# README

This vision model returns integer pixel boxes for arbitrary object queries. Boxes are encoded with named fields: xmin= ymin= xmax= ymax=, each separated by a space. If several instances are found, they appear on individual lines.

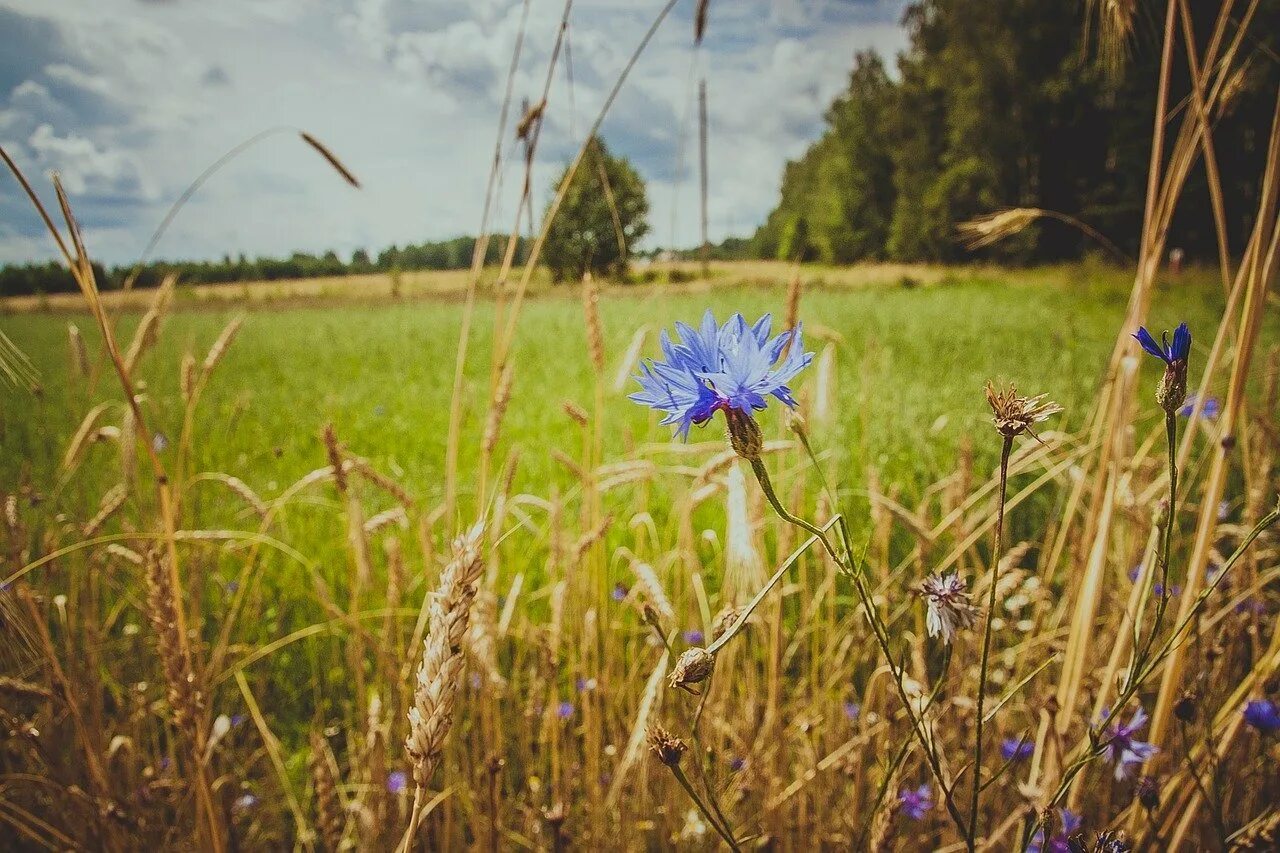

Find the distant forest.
xmin=752 ymin=0 xmax=1280 ymax=264
xmin=0 ymin=236 xmax=532 ymax=297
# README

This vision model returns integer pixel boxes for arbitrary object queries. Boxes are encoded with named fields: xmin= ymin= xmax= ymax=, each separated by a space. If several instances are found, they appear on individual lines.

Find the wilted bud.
xmin=669 ymin=646 xmax=715 ymax=691
xmin=1135 ymin=775 xmax=1160 ymax=811
xmin=1156 ymin=361 xmax=1188 ymax=415
xmin=1173 ymin=691 xmax=1198 ymax=723
xmin=711 ymin=605 xmax=741 ymax=641
xmin=646 ymin=725 xmax=687 ymax=767
xmin=725 ymin=407 xmax=763 ymax=461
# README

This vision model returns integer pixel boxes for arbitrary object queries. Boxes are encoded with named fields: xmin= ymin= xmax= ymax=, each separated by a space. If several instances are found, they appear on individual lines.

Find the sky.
xmin=0 ymin=0 xmax=909 ymax=266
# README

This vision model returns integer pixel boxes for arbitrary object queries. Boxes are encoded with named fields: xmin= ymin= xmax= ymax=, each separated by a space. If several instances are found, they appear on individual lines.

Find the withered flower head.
xmin=646 ymin=725 xmax=687 ymax=767
xmin=725 ymin=407 xmax=763 ymax=461
xmin=916 ymin=573 xmax=980 ymax=644
xmin=985 ymin=382 xmax=1062 ymax=440
xmin=669 ymin=646 xmax=715 ymax=691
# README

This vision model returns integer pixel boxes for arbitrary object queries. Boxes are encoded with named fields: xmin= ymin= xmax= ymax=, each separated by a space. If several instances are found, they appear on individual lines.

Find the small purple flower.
xmin=1000 ymin=736 xmax=1033 ymax=761
xmin=729 ymin=757 xmax=745 ymax=772
xmin=387 ymin=770 xmax=408 ymax=793
xmin=897 ymin=783 xmax=933 ymax=820
xmin=1028 ymin=808 xmax=1082 ymax=853
xmin=1153 ymin=582 xmax=1180 ymax=598
xmin=576 ymin=676 xmax=596 ymax=692
xmin=917 ymin=573 xmax=979 ymax=643
xmin=683 ymin=628 xmax=705 ymax=645
xmin=557 ymin=700 xmax=574 ymax=720
xmin=231 ymin=714 xmax=247 ymax=727
xmin=611 ymin=582 xmax=628 ymax=602
xmin=469 ymin=672 xmax=483 ymax=690
xmin=1243 ymin=699 xmax=1280 ymax=734
xmin=1128 ymin=564 xmax=1142 ymax=583
xmin=1177 ymin=393 xmax=1219 ymax=419
xmin=1102 ymin=705 xmax=1158 ymax=780
xmin=842 ymin=701 xmax=861 ymax=722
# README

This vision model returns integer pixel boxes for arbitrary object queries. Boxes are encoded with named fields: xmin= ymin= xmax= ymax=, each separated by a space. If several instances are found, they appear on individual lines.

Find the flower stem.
xmin=970 ymin=434 xmax=1013 ymax=851
xmin=670 ymin=763 xmax=740 ymax=850
xmin=748 ymin=454 xmax=973 ymax=841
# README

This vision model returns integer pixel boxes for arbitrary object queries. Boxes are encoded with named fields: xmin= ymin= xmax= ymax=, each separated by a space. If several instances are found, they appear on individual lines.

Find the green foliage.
xmin=542 ymin=136 xmax=650 ymax=281
xmin=756 ymin=0 xmax=1280 ymax=264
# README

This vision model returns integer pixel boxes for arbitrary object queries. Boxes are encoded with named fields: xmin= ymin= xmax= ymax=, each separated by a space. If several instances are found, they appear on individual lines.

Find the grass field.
xmin=2 ymin=260 xmax=1278 ymax=850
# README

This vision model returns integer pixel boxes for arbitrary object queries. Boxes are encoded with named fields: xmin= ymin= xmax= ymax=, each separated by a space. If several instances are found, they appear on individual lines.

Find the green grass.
xmin=0 ymin=264 xmax=1262 ymax=522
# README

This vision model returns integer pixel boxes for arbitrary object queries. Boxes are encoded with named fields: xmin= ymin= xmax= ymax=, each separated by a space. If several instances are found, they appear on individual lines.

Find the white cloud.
xmin=0 ymin=0 xmax=909 ymax=265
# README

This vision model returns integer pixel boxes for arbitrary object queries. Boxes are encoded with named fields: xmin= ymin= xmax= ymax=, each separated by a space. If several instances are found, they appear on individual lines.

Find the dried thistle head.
xmin=915 ymin=573 xmax=980 ymax=644
xmin=985 ymin=382 xmax=1062 ymax=440
xmin=646 ymin=725 xmax=687 ymax=767
xmin=669 ymin=646 xmax=715 ymax=692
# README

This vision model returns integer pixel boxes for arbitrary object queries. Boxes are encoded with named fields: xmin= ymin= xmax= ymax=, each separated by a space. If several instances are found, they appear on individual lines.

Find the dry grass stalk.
xmin=483 ymin=362 xmax=515 ymax=456
xmin=122 ymin=273 xmax=175 ymax=375
xmin=723 ymin=463 xmax=765 ymax=604
xmin=350 ymin=457 xmax=415 ymax=508
xmin=364 ymin=506 xmax=409 ymax=536
xmin=0 ymin=328 xmax=37 ymax=389
xmin=612 ymin=325 xmax=648 ymax=393
xmin=67 ymin=323 xmax=89 ymax=379
xmin=83 ymin=483 xmax=127 ymax=536
xmin=310 ymin=729 xmax=346 ymax=851
xmin=214 ymin=473 xmax=268 ymax=517
xmin=582 ymin=272 xmax=605 ymax=374
xmin=299 ymin=131 xmax=362 ymax=189
xmin=467 ymin=588 xmax=506 ymax=689
xmin=60 ymin=402 xmax=111 ymax=476
xmin=144 ymin=551 xmax=204 ymax=750
xmin=0 ymin=676 xmax=53 ymax=702
xmin=629 ymin=558 xmax=675 ymax=623
xmin=202 ymin=315 xmax=244 ymax=376
xmin=561 ymin=399 xmax=589 ymax=426
xmin=812 ymin=343 xmax=837 ymax=428
xmin=405 ymin=522 xmax=486 ymax=785
xmin=180 ymin=351 xmax=197 ymax=403
xmin=106 ymin=543 xmax=144 ymax=565
xmin=119 ymin=404 xmax=137 ymax=490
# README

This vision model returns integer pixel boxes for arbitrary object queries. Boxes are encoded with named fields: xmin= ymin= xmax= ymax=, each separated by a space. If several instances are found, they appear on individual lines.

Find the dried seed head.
xmin=725 ymin=407 xmax=763 ymax=461
xmin=669 ymin=647 xmax=715 ymax=690
xmin=985 ymin=382 xmax=1062 ymax=440
xmin=561 ymin=399 xmax=589 ymax=426
xmin=1156 ymin=361 xmax=1188 ymax=415
xmin=646 ymin=725 xmax=687 ymax=767
xmin=711 ymin=605 xmax=741 ymax=641
xmin=916 ymin=573 xmax=980 ymax=644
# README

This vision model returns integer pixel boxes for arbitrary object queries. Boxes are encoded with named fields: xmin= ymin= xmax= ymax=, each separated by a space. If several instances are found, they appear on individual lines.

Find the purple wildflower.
xmin=917 ymin=572 xmax=979 ymax=643
xmin=557 ymin=700 xmax=574 ymax=720
xmin=1028 ymin=809 xmax=1082 ymax=853
xmin=1133 ymin=323 xmax=1190 ymax=365
xmin=611 ymin=582 xmax=628 ymax=602
xmin=1102 ymin=706 xmax=1158 ymax=780
xmin=842 ymin=701 xmax=861 ymax=722
xmin=630 ymin=311 xmax=813 ymax=440
xmin=1177 ymin=393 xmax=1219 ymax=419
xmin=897 ymin=784 xmax=933 ymax=820
xmin=1243 ymin=699 xmax=1280 ymax=734
xmin=683 ymin=628 xmax=705 ymax=645
xmin=1000 ymin=736 xmax=1033 ymax=761
xmin=387 ymin=770 xmax=408 ymax=794
xmin=729 ymin=757 xmax=745 ymax=772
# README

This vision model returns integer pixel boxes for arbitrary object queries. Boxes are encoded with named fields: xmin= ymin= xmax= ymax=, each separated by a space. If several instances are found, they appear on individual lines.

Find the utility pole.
xmin=698 ymin=78 xmax=709 ymax=280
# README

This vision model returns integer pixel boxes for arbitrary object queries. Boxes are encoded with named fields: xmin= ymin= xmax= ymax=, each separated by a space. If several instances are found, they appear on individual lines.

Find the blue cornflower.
xmin=897 ymin=783 xmax=933 ymax=820
xmin=611 ymin=582 xmax=628 ymax=602
xmin=630 ymin=310 xmax=813 ymax=442
xmin=683 ymin=628 xmax=705 ymax=645
xmin=1000 ymin=736 xmax=1033 ymax=761
xmin=1133 ymin=322 xmax=1190 ymax=365
xmin=1133 ymin=323 xmax=1191 ymax=413
xmin=1028 ymin=808 xmax=1081 ymax=853
xmin=1243 ymin=699 xmax=1280 ymax=734
xmin=729 ymin=757 xmax=745 ymax=772
xmin=557 ymin=700 xmax=575 ymax=720
xmin=1102 ymin=705 xmax=1158 ymax=780
xmin=387 ymin=770 xmax=408 ymax=794
xmin=842 ymin=701 xmax=861 ymax=722
xmin=1177 ymin=392 xmax=1219 ymax=419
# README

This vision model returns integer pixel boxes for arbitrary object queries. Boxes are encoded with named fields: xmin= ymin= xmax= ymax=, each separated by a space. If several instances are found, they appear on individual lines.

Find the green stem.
xmin=748 ymin=454 xmax=973 ymax=841
xmin=970 ymin=434 xmax=1013 ymax=851
xmin=671 ymin=764 xmax=740 ymax=851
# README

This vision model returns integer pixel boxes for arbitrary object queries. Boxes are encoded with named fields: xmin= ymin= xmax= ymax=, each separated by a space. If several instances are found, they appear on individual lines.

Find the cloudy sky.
xmin=0 ymin=0 xmax=908 ymax=266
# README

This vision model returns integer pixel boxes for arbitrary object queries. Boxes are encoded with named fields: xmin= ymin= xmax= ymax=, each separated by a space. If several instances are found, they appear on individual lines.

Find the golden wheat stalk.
xmin=405 ymin=522 xmax=486 ymax=785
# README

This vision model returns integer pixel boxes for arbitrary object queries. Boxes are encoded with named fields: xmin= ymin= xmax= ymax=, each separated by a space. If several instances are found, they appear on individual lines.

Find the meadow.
xmin=2 ymin=258 xmax=1279 ymax=850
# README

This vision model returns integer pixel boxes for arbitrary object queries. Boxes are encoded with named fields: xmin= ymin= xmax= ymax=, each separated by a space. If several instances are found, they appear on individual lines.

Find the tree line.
xmin=752 ymin=0 xmax=1280 ymax=264
xmin=0 ymin=236 xmax=532 ymax=296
